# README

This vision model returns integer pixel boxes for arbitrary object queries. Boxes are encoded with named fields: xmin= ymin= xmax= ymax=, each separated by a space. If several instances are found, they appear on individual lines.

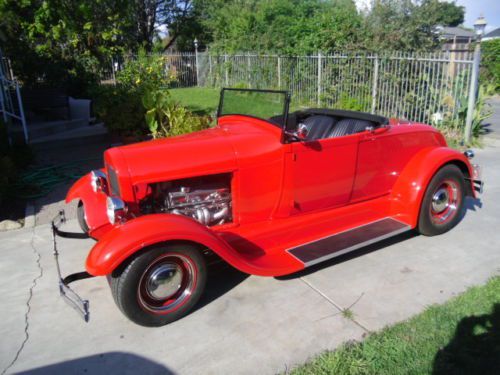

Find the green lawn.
xmin=169 ymin=87 xmax=220 ymax=115
xmin=291 ymin=277 xmax=500 ymax=374
xmin=169 ymin=87 xmax=303 ymax=117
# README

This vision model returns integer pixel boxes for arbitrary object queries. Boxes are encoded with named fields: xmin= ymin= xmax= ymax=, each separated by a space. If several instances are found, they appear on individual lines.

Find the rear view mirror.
xmin=295 ymin=123 xmax=309 ymax=140
xmin=284 ymin=123 xmax=309 ymax=142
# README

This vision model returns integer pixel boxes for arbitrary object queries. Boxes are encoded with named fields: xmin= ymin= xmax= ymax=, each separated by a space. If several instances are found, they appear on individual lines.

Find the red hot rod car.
xmin=53 ymin=88 xmax=483 ymax=326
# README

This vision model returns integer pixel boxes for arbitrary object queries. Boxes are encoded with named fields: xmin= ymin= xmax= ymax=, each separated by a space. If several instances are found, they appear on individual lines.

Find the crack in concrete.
xmin=1 ymin=227 xmax=43 ymax=375
xmin=300 ymin=277 xmax=370 ymax=333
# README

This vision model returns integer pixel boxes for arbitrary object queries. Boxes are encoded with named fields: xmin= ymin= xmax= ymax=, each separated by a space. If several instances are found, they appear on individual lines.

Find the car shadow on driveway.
xmin=193 ymin=262 xmax=249 ymax=313
xmin=462 ymin=196 xmax=482 ymax=216
xmin=16 ymin=352 xmax=174 ymax=374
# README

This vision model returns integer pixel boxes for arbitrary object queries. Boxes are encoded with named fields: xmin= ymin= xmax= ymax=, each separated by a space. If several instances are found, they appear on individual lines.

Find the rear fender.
xmin=390 ymin=147 xmax=473 ymax=227
xmin=66 ymin=173 xmax=110 ymax=234
xmin=86 ymin=214 xmax=258 ymax=276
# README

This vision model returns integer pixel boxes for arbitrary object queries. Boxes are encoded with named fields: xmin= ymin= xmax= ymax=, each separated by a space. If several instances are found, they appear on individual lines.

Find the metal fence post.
xmin=208 ymin=53 xmax=213 ymax=87
xmin=0 ymin=80 xmax=8 ymax=123
xmin=224 ymin=54 xmax=229 ymax=86
xmin=277 ymin=56 xmax=281 ymax=89
xmin=317 ymin=52 xmax=322 ymax=106
xmin=464 ymin=43 xmax=481 ymax=144
xmin=247 ymin=52 xmax=251 ymax=88
xmin=195 ymin=50 xmax=200 ymax=87
xmin=15 ymin=82 xmax=28 ymax=143
xmin=371 ymin=55 xmax=379 ymax=114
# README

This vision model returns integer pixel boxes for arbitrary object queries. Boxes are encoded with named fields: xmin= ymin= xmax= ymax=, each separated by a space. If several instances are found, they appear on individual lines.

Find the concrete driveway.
xmin=1 ymin=144 xmax=500 ymax=375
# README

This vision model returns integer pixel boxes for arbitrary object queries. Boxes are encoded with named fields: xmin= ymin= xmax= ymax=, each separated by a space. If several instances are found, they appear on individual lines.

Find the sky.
xmin=455 ymin=0 xmax=499 ymax=32
xmin=355 ymin=0 xmax=500 ymax=33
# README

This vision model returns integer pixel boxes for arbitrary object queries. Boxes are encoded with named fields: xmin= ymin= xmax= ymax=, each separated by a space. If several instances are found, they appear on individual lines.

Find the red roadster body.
xmin=53 ymin=88 xmax=483 ymax=326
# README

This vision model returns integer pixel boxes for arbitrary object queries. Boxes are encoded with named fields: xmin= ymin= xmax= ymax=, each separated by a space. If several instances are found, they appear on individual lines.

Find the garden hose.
xmin=11 ymin=158 xmax=101 ymax=200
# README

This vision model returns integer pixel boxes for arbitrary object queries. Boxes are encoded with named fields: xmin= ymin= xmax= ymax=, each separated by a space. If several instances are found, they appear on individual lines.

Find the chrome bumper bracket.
xmin=52 ymin=210 xmax=94 ymax=322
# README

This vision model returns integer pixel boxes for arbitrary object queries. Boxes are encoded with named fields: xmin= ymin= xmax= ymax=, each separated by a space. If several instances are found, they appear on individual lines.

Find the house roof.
xmin=484 ymin=27 xmax=500 ymax=40
xmin=438 ymin=26 xmax=475 ymax=40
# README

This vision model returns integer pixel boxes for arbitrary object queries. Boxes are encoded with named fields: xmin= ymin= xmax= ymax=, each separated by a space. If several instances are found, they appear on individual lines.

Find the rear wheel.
xmin=418 ymin=164 xmax=465 ymax=236
xmin=110 ymin=244 xmax=207 ymax=327
xmin=77 ymin=201 xmax=89 ymax=233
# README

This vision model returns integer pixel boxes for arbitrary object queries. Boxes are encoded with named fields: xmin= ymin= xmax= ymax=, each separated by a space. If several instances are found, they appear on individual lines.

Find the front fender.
xmin=86 ymin=214 xmax=262 ymax=276
xmin=66 ymin=173 xmax=110 ymax=235
xmin=390 ymin=147 xmax=473 ymax=226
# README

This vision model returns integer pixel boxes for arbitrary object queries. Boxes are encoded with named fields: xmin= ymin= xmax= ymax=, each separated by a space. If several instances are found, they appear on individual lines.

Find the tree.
xmin=0 ymin=0 xmax=137 ymax=93
xmin=133 ymin=0 xmax=196 ymax=52
xmin=363 ymin=0 xmax=456 ymax=51
xmin=420 ymin=0 xmax=465 ymax=27
xmin=0 ymin=0 xmax=197 ymax=92
xmin=195 ymin=0 xmax=363 ymax=55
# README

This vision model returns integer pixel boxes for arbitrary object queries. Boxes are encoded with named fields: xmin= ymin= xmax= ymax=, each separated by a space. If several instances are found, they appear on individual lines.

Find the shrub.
xmin=334 ymin=93 xmax=371 ymax=112
xmin=117 ymin=49 xmax=175 ymax=92
xmin=143 ymin=89 xmax=211 ymax=139
xmin=435 ymin=85 xmax=493 ymax=148
xmin=92 ymin=84 xmax=146 ymax=136
xmin=92 ymin=50 xmax=177 ymax=136
xmin=481 ymin=40 xmax=500 ymax=93
xmin=458 ymin=85 xmax=493 ymax=139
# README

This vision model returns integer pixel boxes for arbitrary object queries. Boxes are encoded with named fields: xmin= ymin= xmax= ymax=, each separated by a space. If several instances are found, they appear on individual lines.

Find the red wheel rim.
xmin=138 ymin=253 xmax=197 ymax=315
xmin=429 ymin=179 xmax=461 ymax=225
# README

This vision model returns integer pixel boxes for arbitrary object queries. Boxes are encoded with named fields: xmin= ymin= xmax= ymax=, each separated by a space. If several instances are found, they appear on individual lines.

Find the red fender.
xmin=85 ymin=214 xmax=279 ymax=277
xmin=66 ymin=173 xmax=110 ymax=234
xmin=390 ymin=147 xmax=473 ymax=226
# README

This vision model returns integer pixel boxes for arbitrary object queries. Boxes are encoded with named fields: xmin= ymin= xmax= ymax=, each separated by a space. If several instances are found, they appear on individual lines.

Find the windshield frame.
xmin=217 ymin=88 xmax=290 ymax=130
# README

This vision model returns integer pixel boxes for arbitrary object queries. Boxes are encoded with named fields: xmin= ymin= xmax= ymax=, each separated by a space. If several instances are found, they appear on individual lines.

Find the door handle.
xmin=372 ymin=126 xmax=390 ymax=135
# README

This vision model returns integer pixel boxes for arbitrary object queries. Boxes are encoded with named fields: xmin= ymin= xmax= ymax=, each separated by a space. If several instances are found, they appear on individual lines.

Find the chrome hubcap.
xmin=146 ymin=263 xmax=184 ymax=300
xmin=430 ymin=180 xmax=460 ymax=225
xmin=138 ymin=253 xmax=196 ymax=314
xmin=431 ymin=188 xmax=450 ymax=213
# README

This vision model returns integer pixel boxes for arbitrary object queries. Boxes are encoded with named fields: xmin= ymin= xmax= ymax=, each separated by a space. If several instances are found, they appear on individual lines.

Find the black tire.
xmin=418 ymin=164 xmax=465 ymax=236
xmin=110 ymin=243 xmax=207 ymax=327
xmin=77 ymin=201 xmax=89 ymax=233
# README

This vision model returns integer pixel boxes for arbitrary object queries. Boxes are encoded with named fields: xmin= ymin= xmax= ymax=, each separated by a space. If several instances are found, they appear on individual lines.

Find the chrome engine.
xmin=166 ymin=187 xmax=232 ymax=226
xmin=140 ymin=175 xmax=232 ymax=226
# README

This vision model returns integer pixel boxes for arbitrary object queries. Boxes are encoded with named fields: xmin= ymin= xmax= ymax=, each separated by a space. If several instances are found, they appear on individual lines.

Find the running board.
xmin=287 ymin=218 xmax=411 ymax=267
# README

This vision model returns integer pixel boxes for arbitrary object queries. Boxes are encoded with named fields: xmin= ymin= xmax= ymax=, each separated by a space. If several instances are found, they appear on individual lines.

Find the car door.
xmin=290 ymin=134 xmax=359 ymax=214
xmin=350 ymin=127 xmax=391 ymax=202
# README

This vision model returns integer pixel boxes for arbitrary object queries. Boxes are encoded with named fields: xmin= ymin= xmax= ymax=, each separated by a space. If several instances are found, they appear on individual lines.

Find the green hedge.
xmin=481 ymin=39 xmax=500 ymax=93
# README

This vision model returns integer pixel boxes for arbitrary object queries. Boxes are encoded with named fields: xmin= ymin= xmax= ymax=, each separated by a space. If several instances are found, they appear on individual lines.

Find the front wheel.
xmin=418 ymin=164 xmax=465 ymax=236
xmin=110 ymin=244 xmax=207 ymax=327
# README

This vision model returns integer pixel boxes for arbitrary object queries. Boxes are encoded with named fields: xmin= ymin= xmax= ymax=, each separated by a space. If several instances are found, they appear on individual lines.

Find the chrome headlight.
xmin=106 ymin=196 xmax=127 ymax=224
xmin=90 ymin=170 xmax=107 ymax=193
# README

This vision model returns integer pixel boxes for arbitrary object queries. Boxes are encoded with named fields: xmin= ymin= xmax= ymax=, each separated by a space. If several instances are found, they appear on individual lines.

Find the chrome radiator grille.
xmin=107 ymin=166 xmax=120 ymax=197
